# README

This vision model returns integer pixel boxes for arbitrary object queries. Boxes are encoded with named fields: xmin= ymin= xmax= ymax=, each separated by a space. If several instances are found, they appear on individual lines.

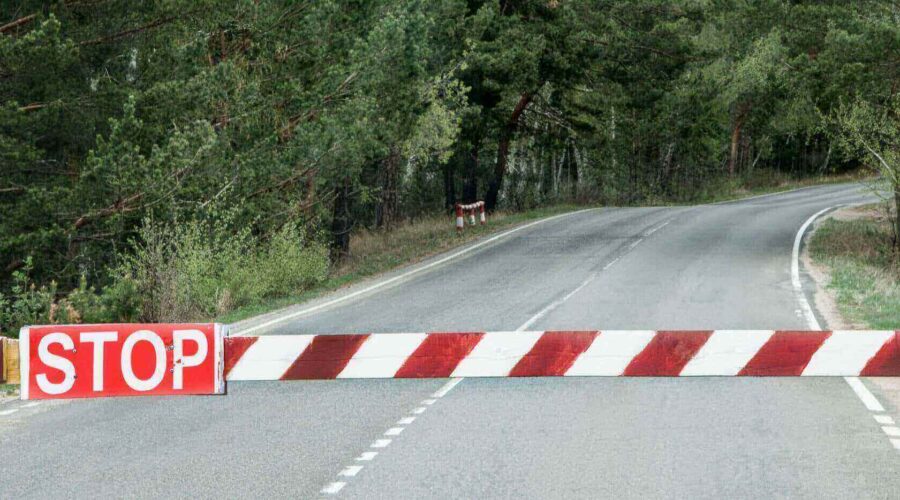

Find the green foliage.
xmin=118 ymin=213 xmax=328 ymax=322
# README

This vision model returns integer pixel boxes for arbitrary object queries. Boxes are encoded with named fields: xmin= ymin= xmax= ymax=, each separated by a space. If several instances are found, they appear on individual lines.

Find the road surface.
xmin=2 ymin=182 xmax=897 ymax=499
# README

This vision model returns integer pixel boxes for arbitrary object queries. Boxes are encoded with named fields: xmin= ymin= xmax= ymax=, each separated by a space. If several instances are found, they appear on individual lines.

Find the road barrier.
xmin=1 ymin=336 xmax=20 ymax=384
xmin=8 ymin=328 xmax=899 ymax=398
xmin=455 ymin=201 xmax=486 ymax=232
xmin=224 ymin=330 xmax=900 ymax=380
xmin=17 ymin=324 xmax=225 ymax=400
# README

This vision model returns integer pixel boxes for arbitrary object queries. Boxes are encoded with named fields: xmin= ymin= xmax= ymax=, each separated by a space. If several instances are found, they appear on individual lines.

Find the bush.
xmin=118 ymin=214 xmax=329 ymax=322
xmin=0 ymin=259 xmax=141 ymax=338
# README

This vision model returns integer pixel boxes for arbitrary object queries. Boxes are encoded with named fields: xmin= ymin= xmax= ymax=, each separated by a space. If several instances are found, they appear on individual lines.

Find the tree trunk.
xmin=330 ymin=177 xmax=352 ymax=261
xmin=729 ymin=102 xmax=750 ymax=177
xmin=376 ymin=147 xmax=400 ymax=229
xmin=462 ymin=141 xmax=479 ymax=203
xmin=485 ymin=92 xmax=533 ymax=210
xmin=443 ymin=158 xmax=456 ymax=210
xmin=894 ymin=185 xmax=900 ymax=257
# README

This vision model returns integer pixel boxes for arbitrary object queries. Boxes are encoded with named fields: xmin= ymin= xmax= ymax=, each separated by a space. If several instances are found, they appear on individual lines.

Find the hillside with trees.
xmin=1 ymin=1 xmax=897 ymax=332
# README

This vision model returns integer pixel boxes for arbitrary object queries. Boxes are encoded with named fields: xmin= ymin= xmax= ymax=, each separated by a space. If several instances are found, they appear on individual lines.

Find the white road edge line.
xmin=790 ymin=205 xmax=894 ymax=445
xmin=237 ymin=208 xmax=597 ymax=336
xmin=0 ymin=409 xmax=18 ymax=416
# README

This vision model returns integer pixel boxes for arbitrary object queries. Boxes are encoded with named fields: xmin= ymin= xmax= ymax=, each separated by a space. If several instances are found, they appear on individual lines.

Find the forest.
xmin=1 ymin=1 xmax=898 ymax=333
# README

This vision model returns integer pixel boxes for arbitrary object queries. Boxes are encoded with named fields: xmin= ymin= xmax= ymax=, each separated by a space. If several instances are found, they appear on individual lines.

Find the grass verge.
xmin=1 ymin=383 xmax=17 ymax=396
xmin=219 ymin=204 xmax=583 ymax=324
xmin=809 ymin=204 xmax=900 ymax=329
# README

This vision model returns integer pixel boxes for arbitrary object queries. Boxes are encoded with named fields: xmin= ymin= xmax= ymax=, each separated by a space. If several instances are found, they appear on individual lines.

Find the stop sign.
xmin=20 ymin=324 xmax=225 ymax=399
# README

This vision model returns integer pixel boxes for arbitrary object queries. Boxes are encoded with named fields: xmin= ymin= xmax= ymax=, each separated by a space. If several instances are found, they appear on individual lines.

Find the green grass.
xmin=218 ymin=204 xmax=584 ymax=324
xmin=809 ymin=206 xmax=900 ymax=329
xmin=0 ymin=383 xmax=17 ymax=396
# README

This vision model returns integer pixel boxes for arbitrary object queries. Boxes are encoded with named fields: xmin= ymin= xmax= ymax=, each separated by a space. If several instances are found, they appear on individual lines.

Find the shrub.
xmin=118 ymin=215 xmax=329 ymax=322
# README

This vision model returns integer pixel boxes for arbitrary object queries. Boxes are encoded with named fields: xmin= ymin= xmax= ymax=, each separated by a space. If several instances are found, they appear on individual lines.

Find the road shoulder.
xmin=804 ymin=205 xmax=900 ymax=414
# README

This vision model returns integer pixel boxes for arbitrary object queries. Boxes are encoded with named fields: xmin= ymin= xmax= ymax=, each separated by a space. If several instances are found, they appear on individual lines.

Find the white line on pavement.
xmin=371 ymin=439 xmax=391 ymax=448
xmin=844 ymin=377 xmax=886 ymax=413
xmin=339 ymin=466 xmax=363 ymax=477
xmin=397 ymin=417 xmax=415 ymax=425
xmin=431 ymin=378 xmax=463 ymax=398
xmin=321 ymin=482 xmax=346 ymax=495
xmin=237 ymin=209 xmax=597 ymax=335
xmin=874 ymin=415 xmax=895 ymax=425
xmin=356 ymin=452 xmax=378 ymax=461
xmin=0 ymin=409 xmax=17 ymax=416
xmin=384 ymin=427 xmax=404 ymax=436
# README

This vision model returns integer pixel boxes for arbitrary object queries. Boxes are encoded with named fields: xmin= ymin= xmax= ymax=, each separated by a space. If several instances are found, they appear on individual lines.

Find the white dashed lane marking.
xmin=320 ymin=378 xmax=463 ymax=495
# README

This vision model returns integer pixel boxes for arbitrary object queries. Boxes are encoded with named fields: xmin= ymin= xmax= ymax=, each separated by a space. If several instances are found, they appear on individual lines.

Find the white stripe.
xmin=371 ymin=439 xmax=391 ymax=448
xmin=680 ymin=330 xmax=774 ymax=376
xmin=225 ymin=336 xmax=313 ymax=381
xmin=431 ymin=377 xmax=463 ymax=398
xmin=802 ymin=331 xmax=893 ymax=375
xmin=565 ymin=331 xmax=655 ymax=376
xmin=450 ymin=331 xmax=543 ymax=377
xmin=235 ymin=209 xmax=595 ymax=335
xmin=338 ymin=334 xmax=427 ymax=378
xmin=397 ymin=417 xmax=415 ymax=425
xmin=843 ymin=377 xmax=885 ymax=412
xmin=339 ymin=465 xmax=363 ymax=477
xmin=357 ymin=452 xmax=378 ymax=461
xmin=891 ymin=438 xmax=900 ymax=450
xmin=412 ymin=407 xmax=426 ymax=414
xmin=883 ymin=426 xmax=900 ymax=437
xmin=384 ymin=427 xmax=404 ymax=436
xmin=321 ymin=482 xmax=346 ymax=494
xmin=0 ymin=409 xmax=18 ymax=416
xmin=792 ymin=207 xmax=830 ymax=331
xmin=874 ymin=415 xmax=895 ymax=425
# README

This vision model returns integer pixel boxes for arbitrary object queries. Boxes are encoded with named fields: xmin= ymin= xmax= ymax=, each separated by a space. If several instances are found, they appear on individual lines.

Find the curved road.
xmin=2 ymin=182 xmax=897 ymax=499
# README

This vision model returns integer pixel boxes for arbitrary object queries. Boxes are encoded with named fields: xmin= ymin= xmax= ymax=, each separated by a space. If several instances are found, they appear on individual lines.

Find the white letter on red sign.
xmin=121 ymin=330 xmax=166 ymax=391
xmin=80 ymin=332 xmax=117 ymax=391
xmin=173 ymin=329 xmax=208 ymax=390
xmin=36 ymin=333 xmax=75 ymax=395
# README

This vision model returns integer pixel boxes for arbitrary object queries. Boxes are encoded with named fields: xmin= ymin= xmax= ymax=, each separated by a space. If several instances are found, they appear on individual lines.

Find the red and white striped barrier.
xmin=455 ymin=201 xmax=485 ymax=231
xmin=224 ymin=330 xmax=900 ymax=380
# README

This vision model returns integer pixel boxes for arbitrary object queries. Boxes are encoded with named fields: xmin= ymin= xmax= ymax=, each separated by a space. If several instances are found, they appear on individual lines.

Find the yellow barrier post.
xmin=1 ymin=337 xmax=20 ymax=385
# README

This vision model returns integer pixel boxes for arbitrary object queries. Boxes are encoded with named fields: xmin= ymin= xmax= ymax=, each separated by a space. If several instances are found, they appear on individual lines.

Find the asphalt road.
xmin=2 ymin=182 xmax=898 ymax=499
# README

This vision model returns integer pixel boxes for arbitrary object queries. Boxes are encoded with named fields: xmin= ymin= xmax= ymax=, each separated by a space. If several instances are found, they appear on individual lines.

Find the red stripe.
xmin=223 ymin=336 xmax=258 ymax=378
xmin=860 ymin=332 xmax=900 ymax=376
xmin=738 ymin=331 xmax=831 ymax=376
xmin=281 ymin=334 xmax=369 ymax=380
xmin=395 ymin=332 xmax=483 ymax=378
xmin=509 ymin=331 xmax=599 ymax=376
xmin=623 ymin=331 xmax=712 ymax=376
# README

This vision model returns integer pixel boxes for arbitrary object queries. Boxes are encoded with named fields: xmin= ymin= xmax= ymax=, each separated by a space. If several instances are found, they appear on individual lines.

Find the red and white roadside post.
xmin=19 ymin=323 xmax=225 ymax=400
xmin=454 ymin=201 xmax=486 ymax=231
